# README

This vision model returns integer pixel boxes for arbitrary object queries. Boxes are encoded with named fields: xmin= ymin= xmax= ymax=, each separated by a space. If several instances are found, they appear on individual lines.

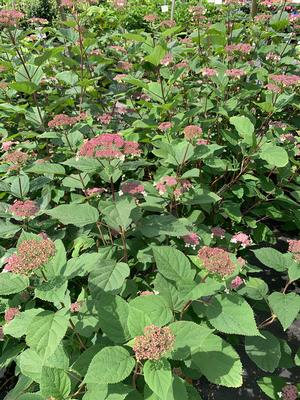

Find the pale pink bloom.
xmin=225 ymin=43 xmax=252 ymax=54
xmin=226 ymin=69 xmax=246 ymax=79
xmin=265 ymin=83 xmax=281 ymax=93
xmin=197 ymin=139 xmax=210 ymax=145
xmin=117 ymin=61 xmax=133 ymax=71
xmin=123 ymin=141 xmax=141 ymax=155
xmin=164 ymin=176 xmax=178 ymax=186
xmin=114 ymin=102 xmax=128 ymax=115
xmin=70 ymin=302 xmax=81 ymax=313
xmin=173 ymin=188 xmax=183 ymax=199
xmin=198 ymin=246 xmax=236 ymax=277
xmin=280 ymin=134 xmax=296 ymax=143
xmin=90 ymin=49 xmax=102 ymax=56
xmin=161 ymin=53 xmax=173 ymax=66
xmin=266 ymin=52 xmax=280 ymax=62
xmin=269 ymin=74 xmax=300 ymax=87
xmin=97 ymin=113 xmax=112 ymax=125
xmin=3 ymin=150 xmax=28 ymax=170
xmin=1 ymin=141 xmax=15 ymax=151
xmin=211 ymin=227 xmax=226 ymax=239
xmin=9 ymin=200 xmax=39 ymax=218
xmin=0 ymin=9 xmax=24 ymax=26
xmin=155 ymin=182 xmax=166 ymax=195
xmin=184 ymin=125 xmax=202 ymax=140
xmin=114 ymin=74 xmax=128 ymax=82
xmin=202 ymin=68 xmax=217 ymax=77
xmin=237 ymin=257 xmax=246 ymax=268
xmin=287 ymin=239 xmax=300 ymax=253
xmin=180 ymin=37 xmax=192 ymax=44
xmin=183 ymin=232 xmax=200 ymax=249
xmin=114 ymin=0 xmax=127 ymax=8
xmin=180 ymin=179 xmax=192 ymax=191
xmin=110 ymin=45 xmax=126 ymax=53
xmin=175 ymin=61 xmax=188 ymax=69
xmin=160 ymin=19 xmax=176 ymax=28
xmin=85 ymin=187 xmax=105 ymax=197
xmin=254 ymin=13 xmax=271 ymax=22
xmin=231 ymin=232 xmax=252 ymax=247
xmin=48 ymin=113 xmax=86 ymax=128
xmin=144 ymin=14 xmax=157 ymax=22
xmin=281 ymin=384 xmax=298 ymax=400
xmin=120 ymin=181 xmax=145 ymax=196
xmin=4 ymin=308 xmax=20 ymax=322
xmin=158 ymin=122 xmax=173 ymax=131
xmin=230 ymin=276 xmax=244 ymax=289
xmin=28 ymin=17 xmax=48 ymax=25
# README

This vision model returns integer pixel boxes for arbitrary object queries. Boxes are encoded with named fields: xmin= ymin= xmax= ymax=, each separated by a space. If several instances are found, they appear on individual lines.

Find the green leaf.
xmin=35 ymin=277 xmax=68 ymax=304
xmin=45 ymin=204 xmax=99 ymax=227
xmin=89 ymin=261 xmax=130 ymax=294
xmin=295 ymin=348 xmax=300 ymax=366
xmin=204 ymin=293 xmax=260 ymax=336
xmin=10 ymin=81 xmax=39 ymax=94
xmin=229 ymin=116 xmax=255 ymax=146
xmin=270 ymin=11 xmax=289 ymax=30
xmin=26 ymin=162 xmax=65 ymax=175
xmin=4 ymin=308 xmax=43 ymax=338
xmin=0 ymin=273 xmax=29 ymax=295
xmin=127 ymin=295 xmax=173 ymax=337
xmin=259 ymin=144 xmax=289 ymax=168
xmin=40 ymin=367 xmax=71 ymax=400
xmin=191 ymin=334 xmax=243 ymax=388
xmin=138 ymin=215 xmax=189 ymax=238
xmin=288 ymin=259 xmax=300 ymax=283
xmin=84 ymin=346 xmax=135 ymax=385
xmin=64 ymin=252 xmax=104 ymax=278
xmin=99 ymin=197 xmax=139 ymax=231
xmin=15 ymin=64 xmax=43 ymax=85
xmin=0 ymin=220 xmax=21 ymax=239
xmin=26 ymin=310 xmax=69 ymax=360
xmin=252 ymin=248 xmax=288 ymax=272
xmin=144 ymin=359 xmax=172 ymax=400
xmin=169 ymin=321 xmax=212 ymax=360
xmin=11 ymin=174 xmax=30 ymax=198
xmin=238 ymin=277 xmax=268 ymax=300
xmin=245 ymin=331 xmax=281 ymax=372
xmin=153 ymin=246 xmax=195 ymax=283
xmin=257 ymin=377 xmax=286 ymax=400
xmin=145 ymin=45 xmax=167 ymax=66
xmin=18 ymin=395 xmax=44 ymax=400
xmin=268 ymin=292 xmax=300 ymax=330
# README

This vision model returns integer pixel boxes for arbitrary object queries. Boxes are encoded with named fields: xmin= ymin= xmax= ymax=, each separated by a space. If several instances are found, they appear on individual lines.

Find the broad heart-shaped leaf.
xmin=268 ymin=292 xmax=300 ymax=331
xmin=169 ymin=321 xmax=213 ymax=360
xmin=4 ymin=308 xmax=43 ymax=338
xmin=152 ymin=246 xmax=195 ymax=283
xmin=245 ymin=331 xmax=281 ymax=372
xmin=144 ymin=359 xmax=172 ymax=400
xmin=43 ymin=239 xmax=66 ymax=278
xmin=252 ymin=248 xmax=288 ymax=272
xmin=35 ymin=277 xmax=68 ymax=304
xmin=127 ymin=295 xmax=173 ymax=337
xmin=40 ymin=366 xmax=71 ymax=400
xmin=26 ymin=310 xmax=69 ymax=360
xmin=229 ymin=116 xmax=255 ymax=146
xmin=0 ymin=273 xmax=29 ymax=295
xmin=153 ymin=273 xmax=189 ymax=312
xmin=257 ymin=377 xmax=286 ymax=400
xmin=0 ymin=220 xmax=21 ymax=239
xmin=99 ymin=197 xmax=140 ymax=231
xmin=18 ymin=395 xmax=44 ymax=400
xmin=84 ymin=346 xmax=135 ymax=385
xmin=64 ymin=252 xmax=104 ymax=278
xmin=204 ymin=293 xmax=260 ymax=336
xmin=45 ymin=204 xmax=99 ymax=227
xmin=88 ymin=261 xmax=130 ymax=294
xmin=92 ymin=293 xmax=130 ymax=343
xmin=191 ymin=334 xmax=243 ymax=388
xmin=237 ymin=277 xmax=268 ymax=300
xmin=144 ymin=45 xmax=167 ymax=66
xmin=288 ymin=259 xmax=300 ymax=283
xmin=11 ymin=174 xmax=30 ymax=198
xmin=26 ymin=162 xmax=65 ymax=175
xmin=138 ymin=215 xmax=190 ymax=238
xmin=259 ymin=143 xmax=289 ymax=168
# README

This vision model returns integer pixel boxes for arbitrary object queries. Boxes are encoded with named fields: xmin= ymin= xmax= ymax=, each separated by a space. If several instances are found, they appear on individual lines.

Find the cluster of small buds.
xmin=89 ymin=48 xmax=103 ymax=56
xmin=265 ymin=83 xmax=282 ymax=93
xmin=139 ymin=290 xmax=159 ymax=296
xmin=113 ymin=0 xmax=127 ymax=8
xmin=158 ymin=121 xmax=173 ymax=131
xmin=287 ymin=239 xmax=300 ymax=254
xmin=197 ymin=139 xmax=210 ymax=145
xmin=230 ymin=232 xmax=252 ymax=248
xmin=0 ymin=65 xmax=6 ymax=73
xmin=61 ymin=0 xmax=73 ymax=7
xmin=0 ymin=9 xmax=24 ymax=26
xmin=182 ymin=232 xmax=200 ymax=249
xmin=160 ymin=19 xmax=176 ymax=28
xmin=85 ymin=187 xmax=106 ymax=197
xmin=4 ymin=238 xmax=56 ymax=275
xmin=266 ymin=52 xmax=281 ymax=62
xmin=119 ymin=181 xmax=146 ymax=196
xmin=144 ymin=14 xmax=158 ymax=22
xmin=9 ymin=200 xmax=39 ymax=218
xmin=114 ymin=74 xmax=128 ymax=82
xmin=155 ymin=176 xmax=192 ymax=198
xmin=230 ymin=276 xmax=244 ymax=289
xmin=97 ymin=113 xmax=113 ymax=125
xmin=133 ymin=325 xmax=175 ymax=361
xmin=117 ymin=61 xmax=133 ymax=71
xmin=269 ymin=74 xmax=300 ymax=87
xmin=3 ymin=150 xmax=29 ymax=170
xmin=28 ymin=17 xmax=48 ymax=25
xmin=161 ymin=53 xmax=173 ymax=67
xmin=197 ymin=246 xmax=236 ymax=277
xmin=254 ymin=13 xmax=271 ymax=22
xmin=110 ymin=45 xmax=126 ymax=53
xmin=180 ymin=37 xmax=192 ymax=45
xmin=211 ymin=227 xmax=226 ymax=239
xmin=189 ymin=6 xmax=206 ymax=20
xmin=184 ymin=125 xmax=202 ymax=140
xmin=1 ymin=141 xmax=17 ymax=151
xmin=225 ymin=43 xmax=252 ymax=54
xmin=4 ymin=307 xmax=20 ymax=322
xmin=202 ymin=68 xmax=217 ymax=77
xmin=114 ymin=102 xmax=130 ymax=115
xmin=280 ymin=134 xmax=297 ymax=143
xmin=48 ymin=113 xmax=87 ymax=128
xmin=175 ymin=61 xmax=188 ymax=69
xmin=237 ymin=256 xmax=246 ymax=268
xmin=79 ymin=133 xmax=140 ymax=159
xmin=226 ymin=69 xmax=246 ymax=79
xmin=270 ymin=121 xmax=287 ymax=130
xmin=260 ymin=0 xmax=281 ymax=6
xmin=70 ymin=302 xmax=82 ymax=313
xmin=281 ymin=384 xmax=298 ymax=400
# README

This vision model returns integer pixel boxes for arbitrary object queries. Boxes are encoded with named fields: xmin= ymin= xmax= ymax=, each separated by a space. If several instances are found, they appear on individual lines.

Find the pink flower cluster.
xmin=144 ymin=14 xmax=157 ymax=22
xmin=159 ymin=122 xmax=173 ymax=131
xmin=3 ymin=150 xmax=28 ymax=170
xmin=9 ymin=200 xmax=39 ymax=218
xmin=266 ymin=52 xmax=280 ymax=62
xmin=85 ymin=187 xmax=105 ymax=197
xmin=117 ymin=61 xmax=133 ymax=71
xmin=225 ymin=43 xmax=252 ymax=54
xmin=70 ymin=302 xmax=82 ymax=313
xmin=113 ymin=0 xmax=127 ymax=8
xmin=189 ymin=6 xmax=206 ymax=19
xmin=226 ymin=69 xmax=246 ymax=79
xmin=79 ymin=134 xmax=140 ymax=159
xmin=211 ymin=227 xmax=226 ymax=239
xmin=133 ymin=325 xmax=175 ymax=361
xmin=0 ymin=9 xmax=24 ymax=26
xmin=161 ymin=53 xmax=173 ymax=66
xmin=97 ymin=113 xmax=112 ymax=125
xmin=202 ymin=68 xmax=217 ymax=77
xmin=230 ymin=232 xmax=252 ymax=247
xmin=155 ymin=176 xmax=192 ymax=198
xmin=28 ymin=17 xmax=48 ymax=25
xmin=230 ymin=276 xmax=244 ymax=289
xmin=269 ymin=74 xmax=300 ymax=87
xmin=265 ymin=83 xmax=281 ymax=93
xmin=4 ymin=238 xmax=56 ymax=275
xmin=2 ymin=141 xmax=16 ymax=151
xmin=4 ymin=308 xmax=20 ymax=322
xmin=120 ymin=181 xmax=145 ymax=196
xmin=182 ymin=232 xmax=200 ymax=249
xmin=287 ymin=239 xmax=300 ymax=254
xmin=254 ymin=13 xmax=271 ymax=22
xmin=160 ymin=20 xmax=176 ymax=28
xmin=281 ymin=385 xmax=298 ymax=400
xmin=197 ymin=246 xmax=236 ymax=277
xmin=48 ymin=113 xmax=87 ymax=128
xmin=184 ymin=125 xmax=202 ymax=140
xmin=280 ymin=134 xmax=296 ymax=143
